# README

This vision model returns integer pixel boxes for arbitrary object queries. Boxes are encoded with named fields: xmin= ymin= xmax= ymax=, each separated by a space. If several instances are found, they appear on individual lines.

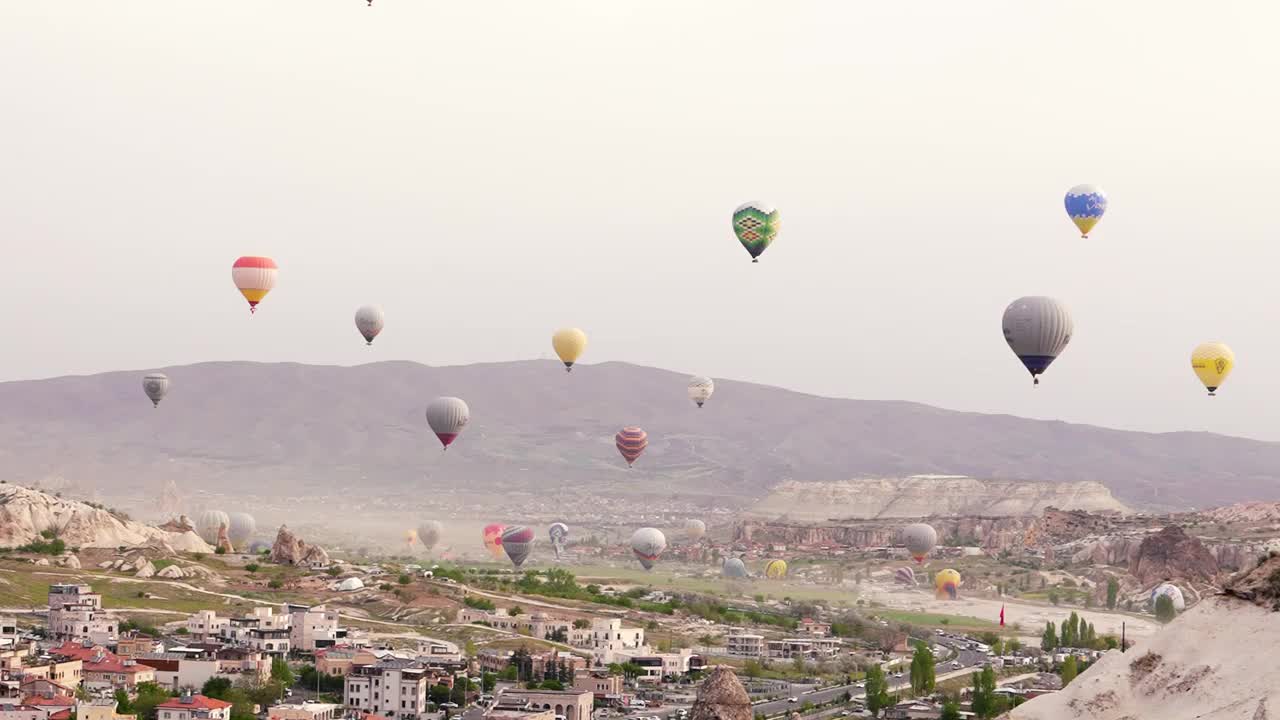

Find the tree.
xmin=1106 ymin=577 xmax=1119 ymax=610
xmin=1155 ymin=595 xmax=1177 ymax=623
xmin=132 ymin=682 xmax=176 ymax=720
xmin=498 ymin=666 xmax=518 ymax=682
xmin=398 ymin=574 xmax=412 ymax=585
xmin=482 ymin=672 xmax=496 ymax=693
xmin=540 ymin=680 xmax=564 ymax=690
xmin=1061 ymin=655 xmax=1078 ymax=686
xmin=863 ymin=665 xmax=891 ymax=718
xmin=792 ymin=655 xmax=807 ymax=674
xmin=1007 ymin=638 xmax=1022 ymax=653
xmin=202 ymin=677 xmax=233 ymax=700
xmin=940 ymin=700 xmax=961 ymax=720
xmin=245 ymin=563 xmax=260 ymax=573
xmin=429 ymin=684 xmax=452 ymax=706
xmin=271 ymin=658 xmax=294 ymax=685
xmin=114 ymin=689 xmax=132 ymax=715
xmin=742 ymin=660 xmax=763 ymax=679
xmin=573 ymin=619 xmax=591 ymax=629
xmin=1040 ymin=621 xmax=1058 ymax=651
xmin=1048 ymin=590 xmax=1060 ymax=606
xmin=509 ymin=605 xmax=524 ymax=616
xmin=970 ymin=667 xmax=997 ymax=719
xmin=909 ymin=641 xmax=934 ymax=696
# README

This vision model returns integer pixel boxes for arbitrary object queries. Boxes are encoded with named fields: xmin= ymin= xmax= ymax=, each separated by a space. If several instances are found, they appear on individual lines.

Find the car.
xmin=788 ymin=698 xmax=798 ymax=703
xmin=441 ymin=703 xmax=460 ymax=709
xmin=854 ymin=682 xmax=865 ymax=688
xmin=839 ymin=712 xmax=851 ymax=717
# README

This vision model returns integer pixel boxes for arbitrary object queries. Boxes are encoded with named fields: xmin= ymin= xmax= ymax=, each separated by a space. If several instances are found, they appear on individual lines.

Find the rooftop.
xmin=158 ymin=695 xmax=233 ymax=711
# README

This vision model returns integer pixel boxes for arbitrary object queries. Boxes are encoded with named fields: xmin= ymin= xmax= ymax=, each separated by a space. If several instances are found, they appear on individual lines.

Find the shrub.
xmin=268 ymin=578 xmax=284 ymax=590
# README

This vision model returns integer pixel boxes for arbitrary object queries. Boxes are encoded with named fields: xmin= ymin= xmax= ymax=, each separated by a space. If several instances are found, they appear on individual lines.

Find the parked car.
xmin=788 ymin=698 xmax=798 ymax=703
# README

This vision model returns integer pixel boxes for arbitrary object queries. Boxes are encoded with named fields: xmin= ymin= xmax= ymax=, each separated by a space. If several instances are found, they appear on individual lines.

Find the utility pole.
xmin=1121 ymin=623 xmax=1126 ymax=653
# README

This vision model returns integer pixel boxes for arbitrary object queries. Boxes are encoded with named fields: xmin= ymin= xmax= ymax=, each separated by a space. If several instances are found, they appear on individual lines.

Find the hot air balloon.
xmin=1002 ymin=296 xmax=1074 ymax=385
xmin=418 ymin=521 xmax=443 ymax=550
xmin=935 ymin=569 xmax=961 ymax=600
xmin=1150 ymin=582 xmax=1186 ymax=611
xmin=501 ymin=526 xmax=535 ymax=568
xmin=1064 ymin=184 xmax=1108 ymax=238
xmin=722 ymin=557 xmax=749 ymax=579
xmin=482 ymin=524 xmax=506 ymax=560
xmin=630 ymin=527 xmax=667 ymax=570
xmin=684 ymin=519 xmax=706 ymax=541
xmin=552 ymin=328 xmax=587 ymax=372
xmin=426 ymin=397 xmax=470 ymax=450
xmin=196 ymin=510 xmax=230 ymax=545
xmin=894 ymin=567 xmax=917 ymax=586
xmin=227 ymin=512 xmax=256 ymax=550
xmin=231 ymin=256 xmax=277 ymax=314
xmin=687 ymin=376 xmax=715 ymax=408
xmin=405 ymin=529 xmax=419 ymax=549
xmin=355 ymin=305 xmax=385 ymax=346
xmin=615 ymin=427 xmax=648 ymax=467
xmin=732 ymin=202 xmax=780 ymax=262
xmin=548 ymin=522 xmax=569 ymax=561
xmin=1191 ymin=342 xmax=1235 ymax=396
xmin=142 ymin=373 xmax=170 ymax=408
xmin=901 ymin=523 xmax=937 ymax=564
xmin=764 ymin=559 xmax=788 ymax=579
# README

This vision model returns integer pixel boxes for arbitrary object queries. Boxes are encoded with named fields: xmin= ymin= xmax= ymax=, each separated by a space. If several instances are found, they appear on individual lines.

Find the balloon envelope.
xmin=722 ymin=557 xmax=749 ymax=578
xmin=1150 ymin=583 xmax=1186 ymax=611
xmin=935 ymin=569 xmax=961 ymax=600
xmin=1191 ymin=342 xmax=1235 ymax=395
xmin=732 ymin=202 xmax=780 ymax=261
xmin=231 ymin=256 xmax=277 ymax=313
xmin=417 ymin=521 xmax=443 ymax=550
xmin=482 ymin=524 xmax=506 ymax=560
xmin=894 ymin=567 xmax=917 ymax=585
xmin=355 ymin=305 xmax=385 ymax=345
xmin=764 ymin=559 xmax=787 ymax=579
xmin=552 ymin=328 xmax=588 ymax=371
xmin=687 ymin=376 xmax=715 ymax=408
xmin=684 ymin=519 xmax=706 ymax=541
xmin=1064 ymin=184 xmax=1108 ymax=238
xmin=630 ymin=527 xmax=667 ymax=570
xmin=196 ymin=510 xmax=229 ymax=545
xmin=615 ymin=427 xmax=648 ymax=467
xmin=426 ymin=397 xmax=470 ymax=449
xmin=501 ymin=525 xmax=536 ymax=568
xmin=142 ymin=373 xmax=170 ymax=408
xmin=1002 ymin=296 xmax=1073 ymax=384
xmin=548 ymin=522 xmax=569 ymax=560
xmin=901 ymin=523 xmax=938 ymax=563
xmin=227 ymin=512 xmax=256 ymax=549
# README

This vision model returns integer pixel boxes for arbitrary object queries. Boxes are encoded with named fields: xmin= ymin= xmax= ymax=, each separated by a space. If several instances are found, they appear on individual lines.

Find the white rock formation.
xmin=157 ymin=565 xmax=184 ymax=579
xmin=134 ymin=561 xmax=156 ymax=578
xmin=0 ymin=485 xmax=214 ymax=552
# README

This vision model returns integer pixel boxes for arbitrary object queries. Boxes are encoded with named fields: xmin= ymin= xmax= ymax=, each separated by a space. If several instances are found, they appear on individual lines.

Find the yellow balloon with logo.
xmin=552 ymin=328 xmax=588 ymax=372
xmin=764 ymin=559 xmax=788 ymax=579
xmin=1191 ymin=342 xmax=1235 ymax=396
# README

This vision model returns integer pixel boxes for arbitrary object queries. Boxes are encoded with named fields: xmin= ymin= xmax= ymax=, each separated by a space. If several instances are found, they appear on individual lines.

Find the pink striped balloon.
xmin=615 ymin=426 xmax=648 ymax=467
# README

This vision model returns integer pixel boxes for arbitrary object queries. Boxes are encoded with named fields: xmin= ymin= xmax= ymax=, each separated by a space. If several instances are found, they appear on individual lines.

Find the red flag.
xmin=999 ymin=604 xmax=1005 ymax=627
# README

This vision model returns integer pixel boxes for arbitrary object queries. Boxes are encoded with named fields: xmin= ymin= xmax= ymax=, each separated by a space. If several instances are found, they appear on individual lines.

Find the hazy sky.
xmin=3 ymin=2 xmax=1279 ymax=441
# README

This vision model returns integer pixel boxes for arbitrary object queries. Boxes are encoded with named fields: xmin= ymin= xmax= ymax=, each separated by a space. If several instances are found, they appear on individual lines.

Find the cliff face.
xmin=747 ymin=476 xmax=1127 ymax=522
xmin=1129 ymin=525 xmax=1219 ymax=585
xmin=0 ymin=484 xmax=212 ymax=552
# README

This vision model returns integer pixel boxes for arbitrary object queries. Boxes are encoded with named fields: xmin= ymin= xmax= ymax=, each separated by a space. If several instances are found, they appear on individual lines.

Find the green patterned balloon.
xmin=732 ymin=202 xmax=779 ymax=262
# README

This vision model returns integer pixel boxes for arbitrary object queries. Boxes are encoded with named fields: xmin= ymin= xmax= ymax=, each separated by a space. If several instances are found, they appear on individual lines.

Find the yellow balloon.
xmin=934 ymin=569 xmax=961 ymax=600
xmin=764 ymin=559 xmax=787 ymax=579
xmin=552 ymin=328 xmax=588 ymax=372
xmin=1191 ymin=342 xmax=1235 ymax=396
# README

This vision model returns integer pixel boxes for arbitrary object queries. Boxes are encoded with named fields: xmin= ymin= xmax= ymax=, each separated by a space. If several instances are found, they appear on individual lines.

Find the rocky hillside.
xmin=3 ymin=361 xmax=1280 ymax=508
xmin=1009 ymin=594 xmax=1280 ymax=719
xmin=0 ymin=485 xmax=212 ymax=552
xmin=746 ymin=476 xmax=1127 ymax=521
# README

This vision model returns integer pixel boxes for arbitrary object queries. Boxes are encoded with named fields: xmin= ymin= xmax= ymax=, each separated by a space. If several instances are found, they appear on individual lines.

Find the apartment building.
xmin=46 ymin=587 xmax=116 ymax=646
xmin=156 ymin=695 xmax=232 ymax=720
xmin=766 ymin=638 xmax=842 ymax=660
xmin=288 ymin=605 xmax=343 ymax=652
xmin=725 ymin=631 xmax=765 ymax=658
xmin=343 ymin=660 xmax=432 ymax=720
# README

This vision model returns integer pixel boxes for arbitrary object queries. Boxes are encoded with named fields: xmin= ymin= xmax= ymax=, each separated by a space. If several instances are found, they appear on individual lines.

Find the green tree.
xmin=573 ymin=619 xmax=591 ymax=629
xmin=1061 ymin=655 xmax=1078 ymax=686
xmin=429 ymin=684 xmax=452 ymax=706
xmin=482 ymin=672 xmax=496 ymax=693
xmin=245 ymin=563 xmax=260 ymax=573
xmin=202 ymin=677 xmax=233 ymax=700
xmin=132 ymin=682 xmax=176 ymax=720
xmin=1155 ymin=595 xmax=1177 ymax=623
xmin=498 ymin=666 xmax=518 ymax=681
xmin=509 ymin=605 xmax=524 ymax=616
xmin=540 ymin=680 xmax=564 ymax=690
xmin=1048 ymin=590 xmax=1060 ymax=606
xmin=742 ymin=660 xmax=763 ymax=679
xmin=940 ymin=700 xmax=962 ymax=720
xmin=863 ymin=665 xmax=891 ymax=718
xmin=398 ymin=574 xmax=412 ymax=585
xmin=1007 ymin=638 xmax=1022 ymax=653
xmin=114 ymin=689 xmax=132 ymax=715
xmin=1040 ymin=621 xmax=1058 ymax=651
xmin=1106 ymin=577 xmax=1119 ymax=610
xmin=909 ymin=641 xmax=934 ymax=695
xmin=271 ymin=658 xmax=294 ymax=685
xmin=970 ymin=667 xmax=997 ymax=719
xmin=792 ymin=655 xmax=807 ymax=674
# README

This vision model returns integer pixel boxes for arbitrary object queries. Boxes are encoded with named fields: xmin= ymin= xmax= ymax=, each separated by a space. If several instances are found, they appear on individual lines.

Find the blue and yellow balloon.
xmin=1064 ymin=184 xmax=1107 ymax=238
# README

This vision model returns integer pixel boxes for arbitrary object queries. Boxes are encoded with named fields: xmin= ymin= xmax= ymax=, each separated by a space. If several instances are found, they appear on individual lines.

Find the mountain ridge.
xmin=1 ymin=359 xmax=1278 ymax=510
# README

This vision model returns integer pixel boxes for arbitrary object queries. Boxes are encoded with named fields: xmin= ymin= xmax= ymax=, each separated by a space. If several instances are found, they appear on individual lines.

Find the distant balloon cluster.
xmin=134 ymin=194 xmax=1233 ymax=572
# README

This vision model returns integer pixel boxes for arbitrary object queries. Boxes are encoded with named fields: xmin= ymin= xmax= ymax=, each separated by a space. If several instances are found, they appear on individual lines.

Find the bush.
xmin=268 ymin=578 xmax=284 ymax=590
xmin=380 ymin=583 xmax=392 ymax=591
xmin=245 ymin=563 xmax=260 ymax=573
xmin=398 ymin=574 xmax=411 ymax=585
xmin=327 ymin=567 xmax=342 ymax=577
xmin=215 ymin=546 xmax=227 ymax=555
xmin=464 ymin=596 xmax=496 ymax=611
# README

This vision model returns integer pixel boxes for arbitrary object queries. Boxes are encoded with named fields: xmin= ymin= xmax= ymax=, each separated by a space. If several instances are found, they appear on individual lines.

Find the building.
xmin=572 ymin=672 xmax=622 ymax=699
xmin=484 ymin=709 xmax=554 ymax=720
xmin=316 ymin=647 xmax=378 ymax=678
xmin=0 ymin=704 xmax=46 ymax=720
xmin=75 ymin=699 xmax=136 ymax=720
xmin=609 ymin=649 xmax=702 ymax=681
xmin=267 ymin=703 xmax=343 ymax=720
xmin=185 ymin=612 xmax=229 ymax=643
xmin=115 ymin=634 xmax=162 ymax=658
xmin=494 ymin=690 xmax=592 ymax=720
xmin=797 ymin=619 xmax=831 ymax=638
xmin=766 ymin=638 xmax=841 ymax=660
xmin=725 ymin=632 xmax=765 ymax=659
xmin=15 ymin=680 xmax=70 ymax=701
xmin=82 ymin=656 xmax=156 ymax=691
xmin=288 ymin=606 xmax=343 ymax=653
xmin=456 ymin=610 xmax=573 ymax=643
xmin=155 ymin=695 xmax=232 ymax=720
xmin=46 ymin=587 xmax=116 ymax=646
xmin=343 ymin=660 xmax=432 ymax=720
xmin=570 ymin=619 xmax=643 ymax=654
xmin=20 ymin=695 xmax=75 ymax=719
xmin=18 ymin=658 xmax=83 ymax=688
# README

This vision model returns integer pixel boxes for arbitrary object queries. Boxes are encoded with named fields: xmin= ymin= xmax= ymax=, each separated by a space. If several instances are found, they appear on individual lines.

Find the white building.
xmin=725 ymin=631 xmax=765 ymax=659
xmin=186 ymin=612 xmax=230 ymax=642
xmin=343 ymin=660 xmax=431 ymax=720
xmin=766 ymin=638 xmax=841 ymax=660
xmin=289 ymin=605 xmax=343 ymax=652
xmin=155 ymin=695 xmax=232 ymax=720
xmin=266 ymin=703 xmax=342 ymax=720
xmin=47 ymin=585 xmax=117 ymax=645
xmin=570 ymin=619 xmax=644 ymax=653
